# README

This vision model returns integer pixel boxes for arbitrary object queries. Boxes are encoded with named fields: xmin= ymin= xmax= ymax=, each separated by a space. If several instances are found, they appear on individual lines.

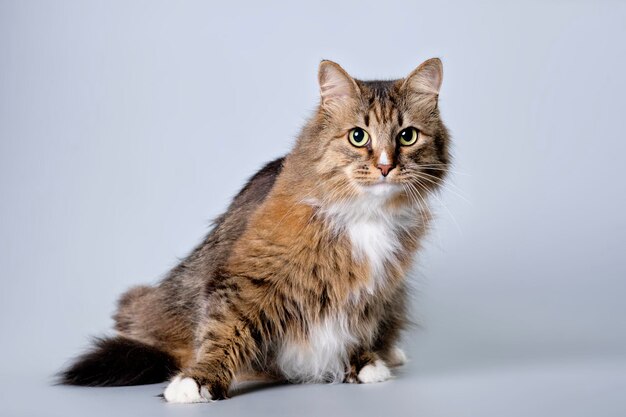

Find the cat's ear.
xmin=318 ymin=60 xmax=360 ymax=106
xmin=402 ymin=58 xmax=443 ymax=96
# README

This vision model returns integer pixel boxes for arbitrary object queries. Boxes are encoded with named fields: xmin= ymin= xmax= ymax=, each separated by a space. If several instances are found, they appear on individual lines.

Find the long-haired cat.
xmin=59 ymin=58 xmax=450 ymax=402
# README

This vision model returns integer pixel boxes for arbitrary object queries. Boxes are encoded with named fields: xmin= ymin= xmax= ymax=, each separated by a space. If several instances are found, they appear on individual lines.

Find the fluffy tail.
xmin=58 ymin=336 xmax=178 ymax=386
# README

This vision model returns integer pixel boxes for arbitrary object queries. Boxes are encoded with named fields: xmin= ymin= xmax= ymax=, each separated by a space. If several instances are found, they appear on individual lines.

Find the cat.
xmin=59 ymin=58 xmax=450 ymax=403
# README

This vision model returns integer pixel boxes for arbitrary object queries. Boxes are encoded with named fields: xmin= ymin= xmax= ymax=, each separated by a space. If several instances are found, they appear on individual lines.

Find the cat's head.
xmin=292 ymin=58 xmax=449 ymax=209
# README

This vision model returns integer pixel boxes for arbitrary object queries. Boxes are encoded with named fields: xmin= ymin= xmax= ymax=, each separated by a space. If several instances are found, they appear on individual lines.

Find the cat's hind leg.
xmin=114 ymin=285 xmax=196 ymax=368
xmin=382 ymin=345 xmax=407 ymax=368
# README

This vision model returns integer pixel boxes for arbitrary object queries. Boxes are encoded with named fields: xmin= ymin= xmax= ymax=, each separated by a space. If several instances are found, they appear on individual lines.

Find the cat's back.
xmin=161 ymin=157 xmax=286 ymax=289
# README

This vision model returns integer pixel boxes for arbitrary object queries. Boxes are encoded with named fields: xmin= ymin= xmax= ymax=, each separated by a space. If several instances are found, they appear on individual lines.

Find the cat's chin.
xmin=361 ymin=181 xmax=402 ymax=198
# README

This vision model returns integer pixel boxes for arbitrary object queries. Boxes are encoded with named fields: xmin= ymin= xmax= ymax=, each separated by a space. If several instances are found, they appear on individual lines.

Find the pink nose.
xmin=377 ymin=164 xmax=394 ymax=177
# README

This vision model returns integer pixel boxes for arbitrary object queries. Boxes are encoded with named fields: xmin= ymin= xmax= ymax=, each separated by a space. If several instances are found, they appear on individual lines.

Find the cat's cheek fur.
xmin=163 ymin=376 xmax=213 ymax=404
xmin=357 ymin=360 xmax=392 ymax=383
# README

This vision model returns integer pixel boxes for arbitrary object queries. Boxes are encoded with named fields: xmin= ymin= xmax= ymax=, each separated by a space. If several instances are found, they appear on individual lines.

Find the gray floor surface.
xmin=3 ymin=353 xmax=625 ymax=417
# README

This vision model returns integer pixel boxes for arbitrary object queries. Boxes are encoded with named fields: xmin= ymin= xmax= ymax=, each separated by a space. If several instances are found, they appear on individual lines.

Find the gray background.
xmin=1 ymin=1 xmax=625 ymax=416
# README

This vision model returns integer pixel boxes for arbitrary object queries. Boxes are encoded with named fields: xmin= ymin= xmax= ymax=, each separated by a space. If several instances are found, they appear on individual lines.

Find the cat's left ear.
xmin=402 ymin=58 xmax=443 ymax=96
xmin=318 ymin=60 xmax=360 ymax=107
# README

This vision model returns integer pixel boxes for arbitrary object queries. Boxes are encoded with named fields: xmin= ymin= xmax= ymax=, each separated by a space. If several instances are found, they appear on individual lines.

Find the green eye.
xmin=398 ymin=127 xmax=419 ymax=146
xmin=348 ymin=128 xmax=370 ymax=147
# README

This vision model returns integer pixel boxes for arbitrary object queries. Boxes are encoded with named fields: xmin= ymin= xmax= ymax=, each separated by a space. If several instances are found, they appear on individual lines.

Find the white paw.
xmin=163 ymin=376 xmax=212 ymax=403
xmin=387 ymin=346 xmax=407 ymax=367
xmin=358 ymin=359 xmax=392 ymax=383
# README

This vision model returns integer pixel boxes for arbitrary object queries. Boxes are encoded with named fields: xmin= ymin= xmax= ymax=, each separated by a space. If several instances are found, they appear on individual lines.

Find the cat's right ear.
xmin=318 ymin=60 xmax=360 ymax=107
xmin=403 ymin=58 xmax=443 ymax=96
xmin=401 ymin=58 xmax=443 ymax=113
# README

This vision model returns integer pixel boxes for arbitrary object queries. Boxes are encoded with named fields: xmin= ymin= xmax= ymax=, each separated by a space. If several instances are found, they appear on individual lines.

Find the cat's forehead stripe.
xmin=365 ymin=94 xmax=398 ymax=126
xmin=357 ymin=80 xmax=404 ymax=127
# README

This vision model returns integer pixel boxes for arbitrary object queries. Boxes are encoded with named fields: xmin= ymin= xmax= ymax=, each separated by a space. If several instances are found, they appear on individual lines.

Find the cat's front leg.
xmin=163 ymin=375 xmax=213 ymax=403
xmin=163 ymin=316 xmax=261 ymax=403
xmin=345 ymin=350 xmax=392 ymax=384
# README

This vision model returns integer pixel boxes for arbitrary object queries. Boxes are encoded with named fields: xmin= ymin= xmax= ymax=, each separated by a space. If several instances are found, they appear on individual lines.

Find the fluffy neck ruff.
xmin=305 ymin=181 xmax=426 ymax=295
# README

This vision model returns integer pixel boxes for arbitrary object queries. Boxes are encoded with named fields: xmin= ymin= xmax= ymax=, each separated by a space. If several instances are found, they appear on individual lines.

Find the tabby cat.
xmin=59 ymin=58 xmax=450 ymax=403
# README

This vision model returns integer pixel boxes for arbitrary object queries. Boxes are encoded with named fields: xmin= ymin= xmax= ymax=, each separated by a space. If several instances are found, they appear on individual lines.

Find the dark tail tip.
xmin=57 ymin=336 xmax=178 ymax=386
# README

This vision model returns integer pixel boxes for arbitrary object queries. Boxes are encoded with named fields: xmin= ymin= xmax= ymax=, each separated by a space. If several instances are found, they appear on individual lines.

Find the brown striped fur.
xmin=60 ymin=58 xmax=450 ymax=401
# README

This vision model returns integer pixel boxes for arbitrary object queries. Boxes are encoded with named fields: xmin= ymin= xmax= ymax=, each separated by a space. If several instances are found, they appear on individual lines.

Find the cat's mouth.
xmin=368 ymin=175 xmax=400 ymax=186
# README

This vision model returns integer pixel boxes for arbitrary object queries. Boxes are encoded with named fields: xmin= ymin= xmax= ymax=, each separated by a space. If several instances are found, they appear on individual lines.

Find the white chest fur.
xmin=276 ymin=313 xmax=356 ymax=383
xmin=343 ymin=210 xmax=402 ymax=291
xmin=323 ymin=184 xmax=415 ymax=293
